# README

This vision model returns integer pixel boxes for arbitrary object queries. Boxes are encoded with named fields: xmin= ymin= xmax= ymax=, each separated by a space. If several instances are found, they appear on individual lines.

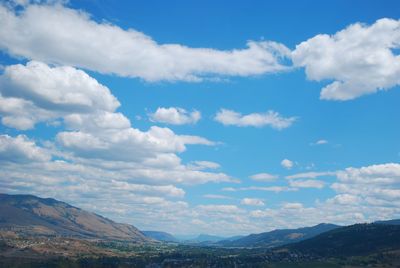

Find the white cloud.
xmin=197 ymin=204 xmax=242 ymax=214
xmin=0 ymin=61 xmax=119 ymax=130
xmin=110 ymin=180 xmax=185 ymax=198
xmin=327 ymin=194 xmax=361 ymax=205
xmin=158 ymin=163 xmax=400 ymax=234
xmin=178 ymin=135 xmax=217 ymax=146
xmin=0 ymin=61 xmax=218 ymax=167
xmin=249 ymin=172 xmax=277 ymax=182
xmin=286 ymin=171 xmax=335 ymax=179
xmin=0 ymin=3 xmax=291 ymax=82
xmin=203 ymin=194 xmax=232 ymax=200
xmin=214 ymin=109 xmax=296 ymax=129
xmin=188 ymin=161 xmax=221 ymax=170
xmin=149 ymin=107 xmax=201 ymax=125
xmin=282 ymin=202 xmax=304 ymax=209
xmin=221 ymin=187 xmax=236 ymax=192
xmin=0 ymin=134 xmax=50 ymax=163
xmin=289 ymin=179 xmax=325 ymax=189
xmin=336 ymin=163 xmax=400 ymax=184
xmin=0 ymin=60 xmax=234 ymax=190
xmin=241 ymin=198 xmax=265 ymax=206
xmin=292 ymin=18 xmax=400 ymax=100
xmin=56 ymin=126 xmax=215 ymax=162
xmin=331 ymin=163 xmax=400 ymax=202
xmin=281 ymin=158 xmax=294 ymax=169
xmin=310 ymin=139 xmax=328 ymax=146
xmin=223 ymin=186 xmax=296 ymax=193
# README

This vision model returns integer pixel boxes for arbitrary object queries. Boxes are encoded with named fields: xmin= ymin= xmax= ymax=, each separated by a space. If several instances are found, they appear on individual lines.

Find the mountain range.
xmin=1 ymin=193 xmax=400 ymax=251
xmin=2 ymin=193 xmax=400 ymax=267
xmin=283 ymin=222 xmax=400 ymax=257
xmin=217 ymin=223 xmax=340 ymax=248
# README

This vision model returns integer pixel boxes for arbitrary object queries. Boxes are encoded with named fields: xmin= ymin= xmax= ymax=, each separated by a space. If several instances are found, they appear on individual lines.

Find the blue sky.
xmin=0 ymin=0 xmax=399 ymax=236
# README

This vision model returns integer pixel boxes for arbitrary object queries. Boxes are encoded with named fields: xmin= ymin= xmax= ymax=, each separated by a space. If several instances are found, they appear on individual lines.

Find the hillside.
xmin=219 ymin=223 xmax=339 ymax=248
xmin=0 ymin=193 xmax=149 ymax=242
xmin=284 ymin=223 xmax=400 ymax=257
xmin=142 ymin=231 xmax=178 ymax=242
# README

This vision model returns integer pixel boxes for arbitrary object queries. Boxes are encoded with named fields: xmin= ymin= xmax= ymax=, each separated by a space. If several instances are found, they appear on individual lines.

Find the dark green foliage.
xmin=285 ymin=223 xmax=400 ymax=257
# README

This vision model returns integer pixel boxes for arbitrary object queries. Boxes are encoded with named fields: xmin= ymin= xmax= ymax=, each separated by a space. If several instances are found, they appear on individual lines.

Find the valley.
xmin=1 ymin=194 xmax=400 ymax=267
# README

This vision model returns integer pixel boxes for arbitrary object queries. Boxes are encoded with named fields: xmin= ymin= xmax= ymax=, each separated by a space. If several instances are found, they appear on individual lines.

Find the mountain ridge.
xmin=283 ymin=222 xmax=400 ymax=257
xmin=217 ymin=223 xmax=340 ymax=248
xmin=0 ymin=193 xmax=149 ymax=242
xmin=142 ymin=231 xmax=178 ymax=242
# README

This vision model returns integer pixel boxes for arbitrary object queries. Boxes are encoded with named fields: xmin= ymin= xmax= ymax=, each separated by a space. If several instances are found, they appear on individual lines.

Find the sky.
xmin=0 ymin=0 xmax=400 ymax=236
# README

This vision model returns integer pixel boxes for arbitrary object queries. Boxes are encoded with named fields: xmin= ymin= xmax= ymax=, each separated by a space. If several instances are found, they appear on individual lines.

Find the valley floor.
xmin=1 ymin=236 xmax=400 ymax=268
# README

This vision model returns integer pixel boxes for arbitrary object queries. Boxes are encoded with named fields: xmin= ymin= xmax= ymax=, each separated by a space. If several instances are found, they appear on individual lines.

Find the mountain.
xmin=223 ymin=235 xmax=245 ymax=241
xmin=374 ymin=219 xmax=400 ymax=225
xmin=284 ymin=223 xmax=400 ymax=257
xmin=183 ymin=234 xmax=227 ymax=244
xmin=195 ymin=234 xmax=226 ymax=242
xmin=0 ymin=193 xmax=149 ymax=242
xmin=142 ymin=231 xmax=178 ymax=242
xmin=218 ymin=223 xmax=340 ymax=248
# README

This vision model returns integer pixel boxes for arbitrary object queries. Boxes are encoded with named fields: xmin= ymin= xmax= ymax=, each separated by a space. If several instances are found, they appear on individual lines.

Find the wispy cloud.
xmin=214 ymin=109 xmax=297 ymax=129
xmin=249 ymin=173 xmax=278 ymax=182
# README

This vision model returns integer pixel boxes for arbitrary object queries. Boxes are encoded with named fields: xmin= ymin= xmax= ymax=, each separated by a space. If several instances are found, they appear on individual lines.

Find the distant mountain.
xmin=142 ymin=231 xmax=178 ymax=242
xmin=196 ymin=234 xmax=226 ymax=242
xmin=0 ymin=193 xmax=149 ymax=242
xmin=284 ymin=223 xmax=400 ymax=257
xmin=374 ymin=219 xmax=400 ymax=225
xmin=219 ymin=223 xmax=340 ymax=248
xmin=223 ymin=235 xmax=245 ymax=241
xmin=183 ymin=234 xmax=228 ymax=245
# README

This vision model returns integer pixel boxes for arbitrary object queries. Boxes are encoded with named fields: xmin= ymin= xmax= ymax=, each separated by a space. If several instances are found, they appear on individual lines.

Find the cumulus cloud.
xmin=241 ymin=198 xmax=265 ymax=206
xmin=0 ymin=61 xmax=217 ymax=165
xmin=56 ymin=126 xmax=215 ymax=162
xmin=292 ymin=18 xmax=400 ymax=100
xmin=332 ymin=163 xmax=400 ymax=202
xmin=281 ymin=159 xmax=294 ymax=169
xmin=214 ymin=109 xmax=296 ymax=129
xmin=0 ymin=3 xmax=290 ymax=82
xmin=249 ymin=172 xmax=277 ymax=182
xmin=160 ymin=163 xmax=400 ymax=234
xmin=149 ymin=107 xmax=201 ymax=125
xmin=0 ymin=134 xmax=50 ymax=163
xmin=327 ymin=194 xmax=361 ymax=206
xmin=0 ymin=61 xmax=119 ymax=130
xmin=337 ymin=163 xmax=400 ymax=184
